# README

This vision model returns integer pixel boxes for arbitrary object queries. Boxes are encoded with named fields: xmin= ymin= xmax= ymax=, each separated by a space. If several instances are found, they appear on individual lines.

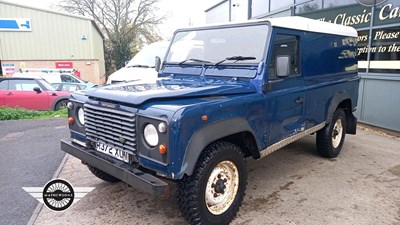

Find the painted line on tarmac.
xmin=26 ymin=153 xmax=69 ymax=225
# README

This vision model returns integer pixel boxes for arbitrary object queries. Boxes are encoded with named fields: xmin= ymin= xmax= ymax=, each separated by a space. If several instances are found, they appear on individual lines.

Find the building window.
xmin=357 ymin=29 xmax=369 ymax=72
xmin=270 ymin=0 xmax=294 ymax=11
xmin=368 ymin=27 xmax=400 ymax=73
xmin=295 ymin=0 xmax=322 ymax=14
xmin=252 ymin=0 xmax=270 ymax=17
xmin=269 ymin=34 xmax=300 ymax=79
xmin=373 ymin=0 xmax=400 ymax=26
xmin=322 ymin=0 xmax=357 ymax=8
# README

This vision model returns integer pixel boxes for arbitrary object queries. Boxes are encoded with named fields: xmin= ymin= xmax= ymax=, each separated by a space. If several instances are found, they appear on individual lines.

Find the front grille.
xmin=84 ymin=104 xmax=136 ymax=153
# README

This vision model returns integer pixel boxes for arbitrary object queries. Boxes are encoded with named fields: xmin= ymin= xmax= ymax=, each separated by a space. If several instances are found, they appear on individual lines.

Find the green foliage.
xmin=0 ymin=107 xmax=68 ymax=121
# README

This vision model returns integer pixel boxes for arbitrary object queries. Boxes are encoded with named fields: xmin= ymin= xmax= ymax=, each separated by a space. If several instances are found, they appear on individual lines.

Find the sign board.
xmin=55 ymin=62 xmax=73 ymax=68
xmin=0 ymin=18 xmax=31 ymax=31
xmin=1 ymin=63 xmax=16 ymax=76
xmin=298 ymin=3 xmax=400 ymax=29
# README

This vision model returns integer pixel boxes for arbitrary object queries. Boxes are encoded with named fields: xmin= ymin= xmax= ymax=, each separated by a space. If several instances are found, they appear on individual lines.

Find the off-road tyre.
xmin=87 ymin=165 xmax=119 ymax=183
xmin=316 ymin=108 xmax=347 ymax=158
xmin=177 ymin=141 xmax=247 ymax=225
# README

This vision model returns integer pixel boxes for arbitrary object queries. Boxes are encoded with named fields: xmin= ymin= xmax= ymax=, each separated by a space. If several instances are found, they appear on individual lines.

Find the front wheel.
xmin=87 ymin=165 xmax=119 ymax=183
xmin=177 ymin=141 xmax=247 ymax=225
xmin=316 ymin=108 xmax=347 ymax=158
xmin=54 ymin=99 xmax=68 ymax=110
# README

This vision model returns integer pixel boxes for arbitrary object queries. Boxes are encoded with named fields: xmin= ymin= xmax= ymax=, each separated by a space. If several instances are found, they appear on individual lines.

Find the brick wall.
xmin=2 ymin=60 xmax=106 ymax=84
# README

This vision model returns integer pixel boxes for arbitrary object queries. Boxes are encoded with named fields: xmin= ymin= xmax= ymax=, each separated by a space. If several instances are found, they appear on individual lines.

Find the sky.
xmin=5 ymin=0 xmax=212 ymax=39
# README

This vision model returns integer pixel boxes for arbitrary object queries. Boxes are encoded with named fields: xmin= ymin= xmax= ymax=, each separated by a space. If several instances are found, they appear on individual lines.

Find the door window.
xmin=269 ymin=34 xmax=300 ymax=79
xmin=8 ymin=79 xmax=39 ymax=91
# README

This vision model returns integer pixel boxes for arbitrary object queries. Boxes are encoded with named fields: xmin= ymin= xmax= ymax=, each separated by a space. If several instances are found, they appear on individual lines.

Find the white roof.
xmin=177 ymin=16 xmax=357 ymax=38
xmin=267 ymin=16 xmax=357 ymax=37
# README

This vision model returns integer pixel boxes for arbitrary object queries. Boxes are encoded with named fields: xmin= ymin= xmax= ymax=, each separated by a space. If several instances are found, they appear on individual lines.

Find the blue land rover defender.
xmin=62 ymin=16 xmax=359 ymax=225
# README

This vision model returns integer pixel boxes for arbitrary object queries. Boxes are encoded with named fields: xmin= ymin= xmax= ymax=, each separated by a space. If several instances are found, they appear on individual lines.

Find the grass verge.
xmin=0 ymin=107 xmax=68 ymax=121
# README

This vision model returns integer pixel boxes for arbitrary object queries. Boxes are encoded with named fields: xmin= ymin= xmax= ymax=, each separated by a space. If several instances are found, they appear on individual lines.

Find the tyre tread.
xmin=177 ymin=141 xmax=247 ymax=225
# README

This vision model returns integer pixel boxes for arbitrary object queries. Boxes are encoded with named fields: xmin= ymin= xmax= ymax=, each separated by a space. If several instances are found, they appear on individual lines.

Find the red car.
xmin=0 ymin=77 xmax=71 ymax=110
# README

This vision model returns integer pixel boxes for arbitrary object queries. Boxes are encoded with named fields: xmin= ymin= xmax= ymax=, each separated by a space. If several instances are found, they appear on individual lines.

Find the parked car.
xmin=0 ymin=77 xmax=71 ymax=110
xmin=51 ymin=82 xmax=97 ymax=92
xmin=106 ymin=41 xmax=169 ymax=84
xmin=12 ymin=70 xmax=96 ymax=87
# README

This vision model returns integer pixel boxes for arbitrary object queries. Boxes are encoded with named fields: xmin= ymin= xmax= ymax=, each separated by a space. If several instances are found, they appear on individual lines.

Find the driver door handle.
xmin=5 ymin=92 xmax=13 ymax=96
xmin=296 ymin=97 xmax=304 ymax=104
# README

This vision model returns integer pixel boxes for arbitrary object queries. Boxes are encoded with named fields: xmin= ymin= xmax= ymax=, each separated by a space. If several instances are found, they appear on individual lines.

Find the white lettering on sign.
xmin=374 ymin=31 xmax=400 ymax=40
xmin=317 ymin=3 xmax=400 ymax=26
xmin=379 ymin=4 xmax=400 ymax=20
xmin=333 ymin=9 xmax=371 ymax=26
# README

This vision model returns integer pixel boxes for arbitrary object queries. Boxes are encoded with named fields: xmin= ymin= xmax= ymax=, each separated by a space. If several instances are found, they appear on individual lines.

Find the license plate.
xmin=95 ymin=142 xmax=130 ymax=163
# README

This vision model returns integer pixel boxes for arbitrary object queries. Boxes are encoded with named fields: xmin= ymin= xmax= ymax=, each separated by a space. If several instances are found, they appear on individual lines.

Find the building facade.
xmin=205 ymin=0 xmax=400 ymax=132
xmin=0 ymin=1 xmax=106 ymax=84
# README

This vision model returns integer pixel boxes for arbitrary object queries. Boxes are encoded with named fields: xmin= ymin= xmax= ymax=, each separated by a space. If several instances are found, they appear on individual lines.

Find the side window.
xmin=8 ymin=79 xmax=39 ymax=91
xmin=61 ymin=75 xmax=80 ymax=83
xmin=269 ymin=34 xmax=300 ymax=79
xmin=0 ymin=80 xmax=8 ymax=90
xmin=62 ymin=84 xmax=78 ymax=91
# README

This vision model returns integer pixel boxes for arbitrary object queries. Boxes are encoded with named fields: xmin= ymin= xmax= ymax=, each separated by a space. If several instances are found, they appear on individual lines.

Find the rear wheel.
xmin=177 ymin=141 xmax=247 ymax=225
xmin=87 ymin=165 xmax=119 ymax=183
xmin=316 ymin=108 xmax=346 ymax=158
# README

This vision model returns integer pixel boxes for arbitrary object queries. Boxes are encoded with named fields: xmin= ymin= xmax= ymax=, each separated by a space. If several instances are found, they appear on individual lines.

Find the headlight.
xmin=77 ymin=107 xmax=85 ymax=125
xmin=144 ymin=124 xmax=158 ymax=147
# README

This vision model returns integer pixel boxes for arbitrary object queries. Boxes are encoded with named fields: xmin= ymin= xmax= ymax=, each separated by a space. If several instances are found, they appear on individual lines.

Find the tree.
xmin=57 ymin=0 xmax=164 ymax=74
xmin=296 ymin=3 xmax=320 ymax=14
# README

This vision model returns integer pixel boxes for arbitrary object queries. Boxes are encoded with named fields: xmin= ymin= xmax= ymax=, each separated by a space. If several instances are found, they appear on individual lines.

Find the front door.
xmin=4 ymin=79 xmax=49 ymax=110
xmin=265 ymin=32 xmax=305 ymax=145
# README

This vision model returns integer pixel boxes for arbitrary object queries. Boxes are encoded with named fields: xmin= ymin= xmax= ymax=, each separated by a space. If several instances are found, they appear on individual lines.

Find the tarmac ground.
xmin=34 ymin=128 xmax=400 ymax=225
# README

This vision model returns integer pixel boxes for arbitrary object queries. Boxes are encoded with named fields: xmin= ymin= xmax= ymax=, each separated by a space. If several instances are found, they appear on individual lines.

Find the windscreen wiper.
xmin=178 ymin=58 xmax=212 ymax=65
xmin=126 ymin=64 xmax=152 ymax=68
xmin=214 ymin=56 xmax=256 ymax=66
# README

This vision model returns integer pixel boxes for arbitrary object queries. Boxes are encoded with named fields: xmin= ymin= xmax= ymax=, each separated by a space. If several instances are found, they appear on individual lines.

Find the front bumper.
xmin=60 ymin=139 xmax=168 ymax=196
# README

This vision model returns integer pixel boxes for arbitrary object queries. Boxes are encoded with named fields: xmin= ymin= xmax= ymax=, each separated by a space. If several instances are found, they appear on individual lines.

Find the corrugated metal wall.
xmin=90 ymin=23 xmax=105 ymax=76
xmin=0 ymin=1 xmax=101 ymax=61
xmin=354 ymin=75 xmax=400 ymax=131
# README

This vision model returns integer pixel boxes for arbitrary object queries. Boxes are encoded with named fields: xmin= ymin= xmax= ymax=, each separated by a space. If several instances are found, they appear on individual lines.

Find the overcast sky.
xmin=4 ymin=0 xmax=211 ymax=39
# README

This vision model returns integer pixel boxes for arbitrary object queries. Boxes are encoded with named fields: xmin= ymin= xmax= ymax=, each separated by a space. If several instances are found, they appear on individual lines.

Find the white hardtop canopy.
xmin=176 ymin=16 xmax=357 ymax=38
xmin=267 ymin=16 xmax=357 ymax=37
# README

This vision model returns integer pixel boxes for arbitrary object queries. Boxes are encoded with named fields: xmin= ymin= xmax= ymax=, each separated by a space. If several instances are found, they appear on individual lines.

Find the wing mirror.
xmin=276 ymin=56 xmax=290 ymax=77
xmin=33 ymin=87 xmax=42 ymax=93
xmin=155 ymin=56 xmax=161 ymax=72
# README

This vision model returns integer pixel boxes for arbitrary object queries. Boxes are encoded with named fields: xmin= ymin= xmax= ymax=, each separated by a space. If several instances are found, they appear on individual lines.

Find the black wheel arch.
xmin=51 ymin=96 xmax=70 ymax=110
xmin=326 ymin=92 xmax=357 ymax=135
xmin=178 ymin=117 xmax=259 ymax=179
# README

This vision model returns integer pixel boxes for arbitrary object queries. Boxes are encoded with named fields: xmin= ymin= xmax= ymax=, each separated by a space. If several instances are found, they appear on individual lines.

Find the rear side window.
xmin=269 ymin=34 xmax=300 ymax=79
xmin=0 ymin=80 xmax=8 ymax=90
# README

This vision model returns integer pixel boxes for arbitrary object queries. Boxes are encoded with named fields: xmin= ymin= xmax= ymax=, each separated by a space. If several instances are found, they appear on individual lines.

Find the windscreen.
xmin=166 ymin=24 xmax=269 ymax=65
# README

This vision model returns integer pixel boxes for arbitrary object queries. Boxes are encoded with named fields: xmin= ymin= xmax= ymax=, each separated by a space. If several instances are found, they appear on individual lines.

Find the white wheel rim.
xmin=205 ymin=160 xmax=239 ymax=215
xmin=332 ymin=118 xmax=343 ymax=148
